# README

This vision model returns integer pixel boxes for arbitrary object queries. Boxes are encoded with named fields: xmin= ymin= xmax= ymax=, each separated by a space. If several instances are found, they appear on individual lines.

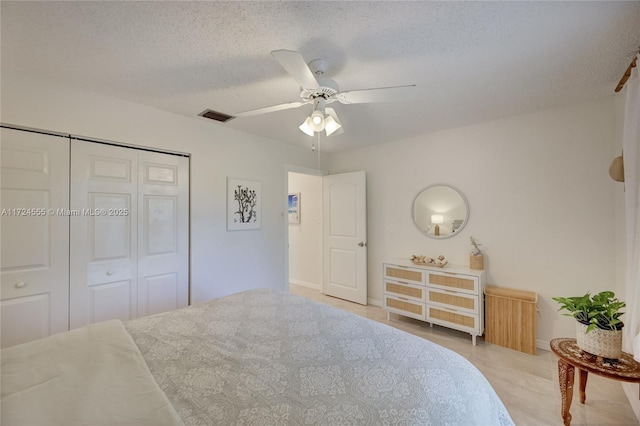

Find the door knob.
xmin=15 ymin=282 xmax=27 ymax=289
xmin=358 ymin=242 xmax=367 ymax=247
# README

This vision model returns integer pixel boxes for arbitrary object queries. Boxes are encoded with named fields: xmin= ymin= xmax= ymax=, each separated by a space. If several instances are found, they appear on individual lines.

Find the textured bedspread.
xmin=126 ymin=289 xmax=513 ymax=425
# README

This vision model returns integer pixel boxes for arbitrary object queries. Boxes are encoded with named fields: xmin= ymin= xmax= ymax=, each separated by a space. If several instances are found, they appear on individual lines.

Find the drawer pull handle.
xmin=398 ymin=297 xmax=409 ymax=301
xmin=398 ymin=281 xmax=409 ymax=285
xmin=106 ymin=271 xmax=114 ymax=276
xmin=15 ymin=281 xmax=27 ymax=289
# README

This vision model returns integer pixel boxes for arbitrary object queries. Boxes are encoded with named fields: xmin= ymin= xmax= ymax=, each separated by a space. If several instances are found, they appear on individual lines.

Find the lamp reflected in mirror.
xmin=431 ymin=214 xmax=444 ymax=236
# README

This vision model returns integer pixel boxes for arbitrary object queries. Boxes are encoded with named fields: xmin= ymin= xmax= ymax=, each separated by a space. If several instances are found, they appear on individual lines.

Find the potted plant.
xmin=552 ymin=291 xmax=625 ymax=359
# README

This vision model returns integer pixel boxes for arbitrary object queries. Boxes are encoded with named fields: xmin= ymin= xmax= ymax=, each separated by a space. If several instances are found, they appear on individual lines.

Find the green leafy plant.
xmin=552 ymin=291 xmax=625 ymax=333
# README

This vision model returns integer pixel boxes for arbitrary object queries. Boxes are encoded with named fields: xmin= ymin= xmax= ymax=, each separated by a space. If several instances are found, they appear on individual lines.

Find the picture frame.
xmin=227 ymin=177 xmax=261 ymax=231
xmin=288 ymin=193 xmax=300 ymax=224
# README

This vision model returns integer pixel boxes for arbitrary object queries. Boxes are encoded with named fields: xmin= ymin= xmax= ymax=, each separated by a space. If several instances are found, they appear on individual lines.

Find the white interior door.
xmin=137 ymin=150 xmax=189 ymax=316
xmin=1 ymin=128 xmax=70 ymax=347
xmin=322 ymin=171 xmax=367 ymax=304
xmin=70 ymin=141 xmax=138 ymax=328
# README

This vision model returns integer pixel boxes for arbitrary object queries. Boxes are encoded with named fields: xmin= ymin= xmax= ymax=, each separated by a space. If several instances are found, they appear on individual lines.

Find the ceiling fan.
xmin=235 ymin=49 xmax=416 ymax=137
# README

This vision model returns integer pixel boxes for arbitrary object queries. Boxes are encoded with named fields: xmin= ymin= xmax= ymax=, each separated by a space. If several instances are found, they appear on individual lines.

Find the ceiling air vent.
xmin=198 ymin=109 xmax=235 ymax=123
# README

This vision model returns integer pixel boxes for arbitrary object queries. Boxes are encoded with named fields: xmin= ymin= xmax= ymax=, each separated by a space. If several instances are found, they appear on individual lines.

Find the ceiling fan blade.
xmin=271 ymin=49 xmax=319 ymax=90
xmin=336 ymin=84 xmax=416 ymax=104
xmin=235 ymin=100 xmax=309 ymax=117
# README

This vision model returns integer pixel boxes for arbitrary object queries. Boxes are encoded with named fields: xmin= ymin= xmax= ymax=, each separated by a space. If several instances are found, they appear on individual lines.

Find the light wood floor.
xmin=289 ymin=284 xmax=639 ymax=426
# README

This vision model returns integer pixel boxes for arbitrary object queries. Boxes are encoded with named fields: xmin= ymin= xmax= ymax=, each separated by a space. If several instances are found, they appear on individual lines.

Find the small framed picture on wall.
xmin=227 ymin=177 xmax=261 ymax=231
xmin=288 ymin=193 xmax=300 ymax=224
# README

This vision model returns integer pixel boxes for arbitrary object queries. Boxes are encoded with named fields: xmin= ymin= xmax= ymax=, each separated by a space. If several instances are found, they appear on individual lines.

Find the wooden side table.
xmin=550 ymin=338 xmax=640 ymax=425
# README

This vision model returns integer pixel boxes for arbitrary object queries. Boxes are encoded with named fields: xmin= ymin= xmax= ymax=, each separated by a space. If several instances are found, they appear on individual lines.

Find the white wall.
xmin=1 ymin=70 xmax=326 ymax=303
xmin=287 ymin=172 xmax=322 ymax=290
xmin=327 ymin=97 xmax=621 ymax=346
xmin=1 ymin=69 xmax=625 ymax=349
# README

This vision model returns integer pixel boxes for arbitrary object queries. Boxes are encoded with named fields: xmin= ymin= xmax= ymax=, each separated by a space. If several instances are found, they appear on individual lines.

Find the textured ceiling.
xmin=2 ymin=1 xmax=639 ymax=153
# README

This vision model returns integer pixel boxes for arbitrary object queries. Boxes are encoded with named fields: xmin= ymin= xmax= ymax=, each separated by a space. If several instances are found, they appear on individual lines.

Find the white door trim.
xmin=284 ymin=164 xmax=327 ymax=292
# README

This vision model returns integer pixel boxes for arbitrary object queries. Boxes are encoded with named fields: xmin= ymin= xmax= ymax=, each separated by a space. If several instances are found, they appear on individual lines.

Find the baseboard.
xmin=623 ymin=382 xmax=640 ymax=422
xmin=368 ymin=297 xmax=382 ymax=307
xmin=288 ymin=279 xmax=320 ymax=291
xmin=537 ymin=339 xmax=550 ymax=351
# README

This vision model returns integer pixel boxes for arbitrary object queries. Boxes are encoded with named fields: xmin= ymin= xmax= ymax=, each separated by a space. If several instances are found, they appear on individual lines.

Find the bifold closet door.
xmin=70 ymin=141 xmax=189 ymax=328
xmin=70 ymin=141 xmax=139 ymax=328
xmin=137 ymin=150 xmax=189 ymax=317
xmin=0 ymin=128 xmax=70 ymax=348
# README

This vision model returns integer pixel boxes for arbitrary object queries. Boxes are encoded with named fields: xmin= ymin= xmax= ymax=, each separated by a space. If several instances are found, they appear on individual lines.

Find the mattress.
xmin=1 ymin=319 xmax=183 ymax=426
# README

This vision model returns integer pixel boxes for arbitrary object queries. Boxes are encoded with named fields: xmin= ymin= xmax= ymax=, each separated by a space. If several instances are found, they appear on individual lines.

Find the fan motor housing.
xmin=300 ymin=75 xmax=338 ymax=100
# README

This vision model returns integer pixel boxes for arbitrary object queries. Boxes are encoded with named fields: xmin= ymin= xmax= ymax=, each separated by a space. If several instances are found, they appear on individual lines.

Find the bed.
xmin=2 ymin=289 xmax=513 ymax=425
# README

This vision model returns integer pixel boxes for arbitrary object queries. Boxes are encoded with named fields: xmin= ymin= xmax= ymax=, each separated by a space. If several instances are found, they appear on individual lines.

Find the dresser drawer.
xmin=383 ymin=264 xmax=424 ymax=285
xmin=427 ymin=272 xmax=478 ymax=295
xmin=426 ymin=305 xmax=479 ymax=334
xmin=426 ymin=288 xmax=478 ymax=314
xmin=384 ymin=280 xmax=425 ymax=302
xmin=384 ymin=295 xmax=425 ymax=320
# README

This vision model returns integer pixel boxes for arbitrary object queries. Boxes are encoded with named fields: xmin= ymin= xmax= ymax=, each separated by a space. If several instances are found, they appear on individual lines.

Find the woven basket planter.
xmin=469 ymin=254 xmax=484 ymax=270
xmin=576 ymin=322 xmax=622 ymax=359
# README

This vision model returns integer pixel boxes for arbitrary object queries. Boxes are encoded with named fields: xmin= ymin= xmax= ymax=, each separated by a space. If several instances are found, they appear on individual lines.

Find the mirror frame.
xmin=411 ymin=183 xmax=470 ymax=240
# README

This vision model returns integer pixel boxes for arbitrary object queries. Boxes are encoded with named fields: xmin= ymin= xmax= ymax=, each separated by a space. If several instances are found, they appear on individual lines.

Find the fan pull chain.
xmin=316 ymin=132 xmax=321 ymax=170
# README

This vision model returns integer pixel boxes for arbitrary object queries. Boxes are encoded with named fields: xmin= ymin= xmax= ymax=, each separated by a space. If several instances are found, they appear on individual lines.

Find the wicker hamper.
xmin=484 ymin=285 xmax=538 ymax=355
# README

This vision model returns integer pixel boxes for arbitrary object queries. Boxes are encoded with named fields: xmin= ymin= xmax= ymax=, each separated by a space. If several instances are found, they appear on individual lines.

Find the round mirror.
xmin=412 ymin=184 xmax=469 ymax=239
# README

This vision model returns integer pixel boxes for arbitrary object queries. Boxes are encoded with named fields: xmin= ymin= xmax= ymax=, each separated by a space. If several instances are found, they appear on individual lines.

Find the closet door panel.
xmin=89 ymin=280 xmax=133 ymax=323
xmin=1 ymin=189 xmax=50 ymax=269
xmin=0 ymin=128 xmax=70 ymax=348
xmin=140 ymin=273 xmax=179 ymax=316
xmin=70 ymin=141 xmax=138 ymax=329
xmin=1 ymin=294 xmax=50 ymax=347
xmin=137 ymin=151 xmax=189 ymax=317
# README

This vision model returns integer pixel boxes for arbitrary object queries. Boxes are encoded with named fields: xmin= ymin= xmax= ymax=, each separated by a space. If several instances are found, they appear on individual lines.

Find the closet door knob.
xmin=106 ymin=271 xmax=114 ymax=276
xmin=15 ymin=281 xmax=27 ymax=289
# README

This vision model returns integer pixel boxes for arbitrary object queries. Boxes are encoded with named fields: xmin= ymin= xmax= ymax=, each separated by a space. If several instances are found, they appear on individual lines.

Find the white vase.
xmin=576 ymin=322 xmax=622 ymax=359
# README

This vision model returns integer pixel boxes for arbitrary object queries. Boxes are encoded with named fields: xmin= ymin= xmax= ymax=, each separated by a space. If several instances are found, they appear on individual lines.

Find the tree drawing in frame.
xmin=227 ymin=178 xmax=261 ymax=230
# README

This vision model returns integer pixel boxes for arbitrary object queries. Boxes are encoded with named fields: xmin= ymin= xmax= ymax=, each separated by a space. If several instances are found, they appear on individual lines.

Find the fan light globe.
xmin=299 ymin=118 xmax=315 ymax=136
xmin=324 ymin=108 xmax=342 ymax=136
xmin=324 ymin=116 xmax=341 ymax=136
xmin=309 ymin=110 xmax=325 ymax=131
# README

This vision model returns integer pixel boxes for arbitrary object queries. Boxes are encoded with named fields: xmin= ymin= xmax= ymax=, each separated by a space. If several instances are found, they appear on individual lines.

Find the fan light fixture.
xmin=299 ymin=98 xmax=342 ymax=137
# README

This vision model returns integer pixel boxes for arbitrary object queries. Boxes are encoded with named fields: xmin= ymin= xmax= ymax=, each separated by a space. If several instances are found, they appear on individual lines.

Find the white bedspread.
xmin=1 ymin=319 xmax=183 ymax=426
xmin=126 ymin=289 xmax=513 ymax=425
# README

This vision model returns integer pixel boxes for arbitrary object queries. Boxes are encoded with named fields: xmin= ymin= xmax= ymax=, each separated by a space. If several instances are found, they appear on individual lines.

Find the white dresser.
xmin=383 ymin=259 xmax=485 ymax=345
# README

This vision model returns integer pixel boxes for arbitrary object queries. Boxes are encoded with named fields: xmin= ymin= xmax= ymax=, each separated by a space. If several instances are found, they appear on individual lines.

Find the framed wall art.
xmin=288 ymin=193 xmax=300 ymax=224
xmin=227 ymin=177 xmax=261 ymax=231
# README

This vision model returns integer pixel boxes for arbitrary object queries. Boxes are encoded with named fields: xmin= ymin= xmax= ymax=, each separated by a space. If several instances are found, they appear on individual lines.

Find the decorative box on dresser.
xmin=383 ymin=259 xmax=486 ymax=345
